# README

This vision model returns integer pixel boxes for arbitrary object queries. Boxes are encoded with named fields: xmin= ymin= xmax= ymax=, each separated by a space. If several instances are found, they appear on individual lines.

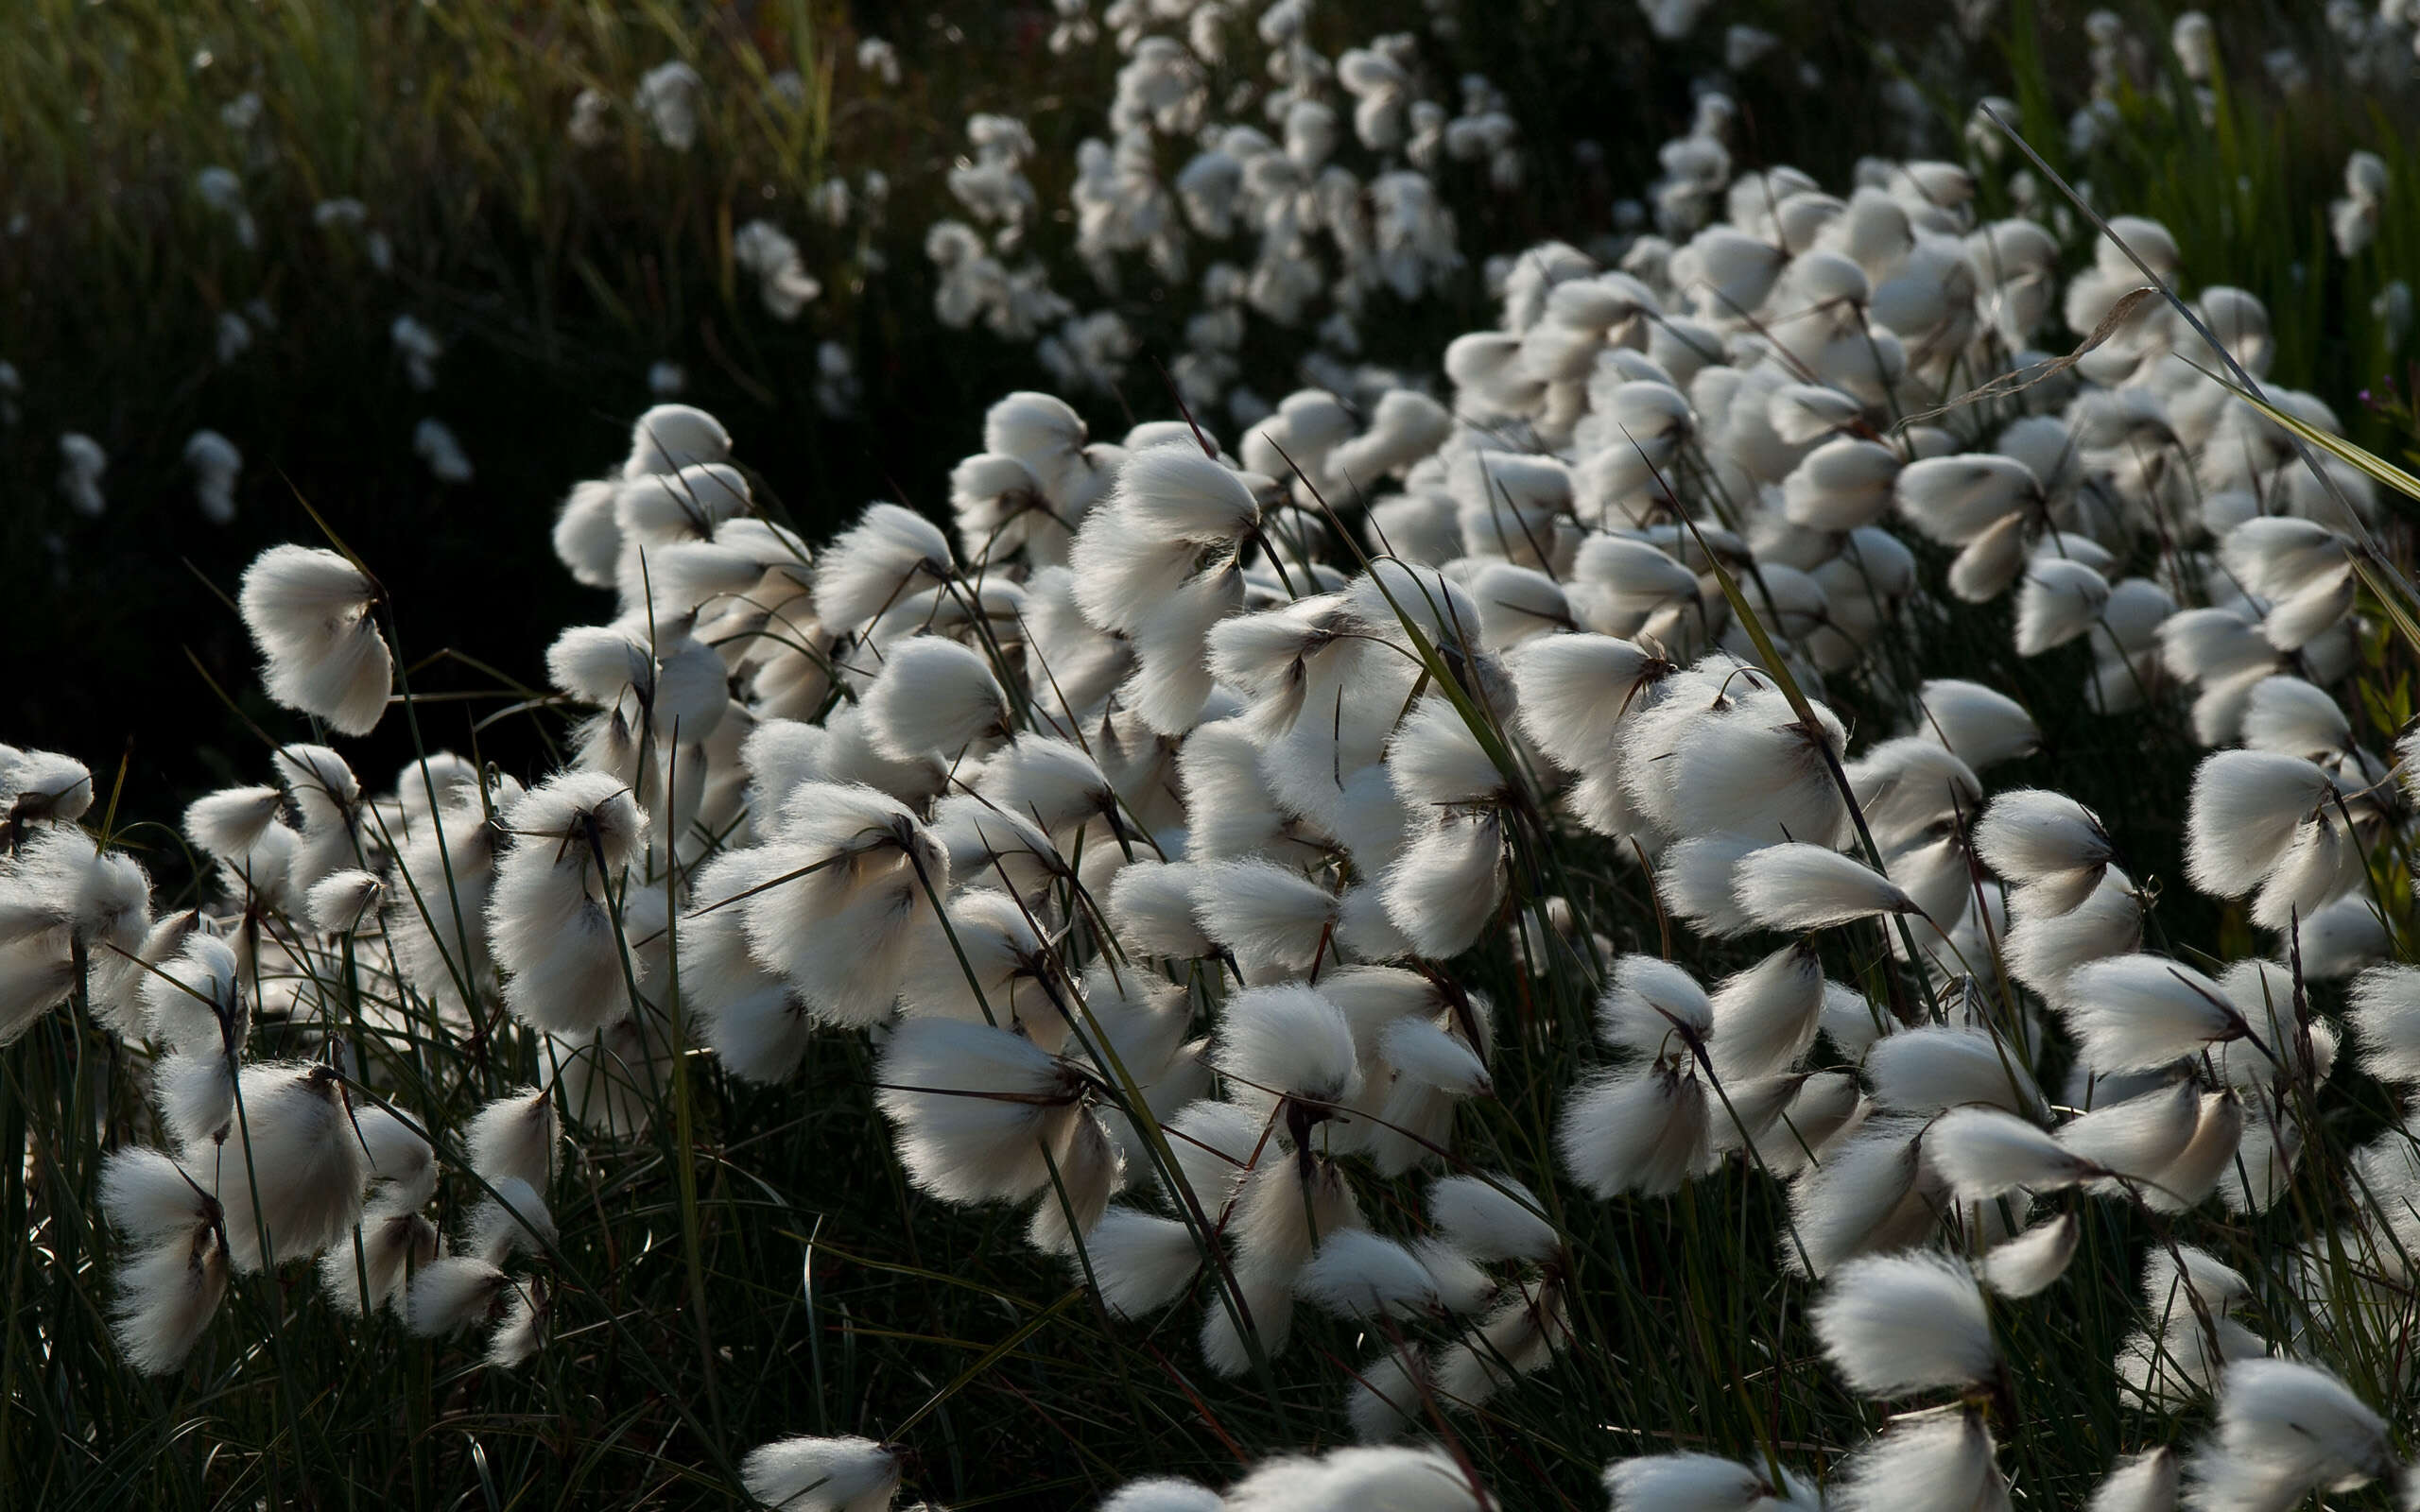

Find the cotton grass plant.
xmin=15 ymin=101 xmax=2420 ymax=1507
xmin=14 ymin=6 xmax=2420 ymax=1512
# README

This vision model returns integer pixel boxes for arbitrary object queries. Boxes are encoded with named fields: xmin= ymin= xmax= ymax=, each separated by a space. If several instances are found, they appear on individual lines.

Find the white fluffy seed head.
xmin=2142 ymin=1091 xmax=2247 ymax=1214
xmin=2140 ymin=1242 xmax=2250 ymax=1316
xmin=812 ymin=504 xmax=952 ymax=632
xmin=2348 ymin=964 xmax=2420 ymax=1082
xmin=1847 ymin=737 xmax=1982 ymax=848
xmin=970 ymin=733 xmax=1113 ymax=835
xmin=1895 ymin=454 xmax=2037 ymax=544
xmin=1973 ymin=789 xmax=2112 ymax=894
xmin=1376 ymin=1016 xmax=1491 ymax=1095
xmin=1981 ymin=1214 xmax=2081 ymax=1297
xmin=2058 ymin=1079 xmax=2202 ymax=1180
xmin=2292 ymin=896 xmax=2387 ymax=980
xmin=1657 ymin=833 xmax=1763 ymax=937
xmin=861 ymin=636 xmax=1011 ymax=761
xmin=1832 ymin=1411 xmax=2003 ymax=1512
xmin=1296 ymin=1228 xmax=1443 ymax=1318
xmin=0 ymin=747 xmax=95 ymax=830
xmin=1734 ymin=844 xmax=1922 ymax=933
xmin=140 ymin=932 xmax=243 ymax=1056
xmin=1509 ymin=633 xmax=1665 ymax=772
xmin=2015 ymin=558 xmax=2112 ymax=656
xmin=2190 ymin=1359 xmax=2392 ymax=1512
xmin=614 ymin=461 xmax=750 ymax=548
xmin=555 ymin=480 xmax=624 ymax=587
xmin=345 ymin=1105 xmax=435 ymax=1211
xmin=1769 ymin=382 xmax=1863 ymax=443
xmin=985 ymin=391 xmax=1088 ymax=493
xmin=1426 ymin=1172 xmax=1557 ymax=1262
xmin=1864 ymin=1026 xmax=2044 ymax=1116
xmin=182 ymin=785 xmax=288 ymax=862
xmin=1110 ymin=443 xmax=1264 ymax=543
xmin=1783 ymin=437 xmax=1902 ymax=530
xmin=896 ymin=887 xmax=1048 ymax=1035
xmin=1108 ymin=861 xmax=1216 ymax=960
xmin=1215 ymin=983 xmax=1361 ymax=1107
xmin=2239 ymin=676 xmax=2350 ymax=759
xmin=1084 ymin=1207 xmax=1203 ymax=1319
xmin=237 ymin=545 xmax=393 ymax=734
xmin=465 ymin=1086 xmax=561 ymax=1193
xmin=2003 ymin=866 xmax=2145 ymax=1005
xmin=739 ymin=1435 xmax=900 ymax=1512
xmin=2086 ymin=1450 xmax=2177 ymax=1512
xmin=1812 ymin=1249 xmax=1996 ymax=1398
xmin=1928 ymin=1107 xmax=2099 ymax=1199
xmin=110 ymin=1221 xmax=231 ymax=1374
xmin=1596 ymin=954 xmax=1713 ymax=1056
xmin=546 ymin=623 xmax=729 ymax=738
xmin=1667 ymin=690 xmax=1849 ymax=849
xmin=210 ymin=1062 xmax=373 ymax=1268
xmin=306 ymin=868 xmax=385 ymax=934
xmin=1386 ymin=696 xmax=1508 ymax=809
xmin=1917 ymin=679 xmax=2040 ymax=769
xmin=1102 ymin=1479 xmax=1223 ymax=1512
xmin=1707 ymin=941 xmax=1824 ymax=1080
xmin=2220 ymin=516 xmax=2349 ymax=600
xmin=100 ymin=1146 xmax=215 ymax=1241
xmin=2061 ymin=955 xmax=2247 ymax=1074
xmin=320 ymin=1208 xmax=440 ymax=1318
xmin=2184 ymin=749 xmax=2339 ymax=900
xmin=488 ymin=775 xmax=651 ymax=1037
xmin=1380 ymin=811 xmax=1509 ymax=958
xmin=1557 ymin=1063 xmax=1710 ymax=1198
xmin=1346 ymin=559 xmax=1485 ymax=656
xmin=1223 ymin=1444 xmax=1484 ymax=1512
xmin=1606 ymin=1453 xmax=1813 ymax=1512
xmin=623 ymin=404 xmax=731 ymax=479
xmin=874 ymin=1017 xmax=1078 ymax=1204
xmin=1194 ymin=859 xmax=1342 ymax=977
xmin=1784 ymin=1115 xmax=1930 ymax=1279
